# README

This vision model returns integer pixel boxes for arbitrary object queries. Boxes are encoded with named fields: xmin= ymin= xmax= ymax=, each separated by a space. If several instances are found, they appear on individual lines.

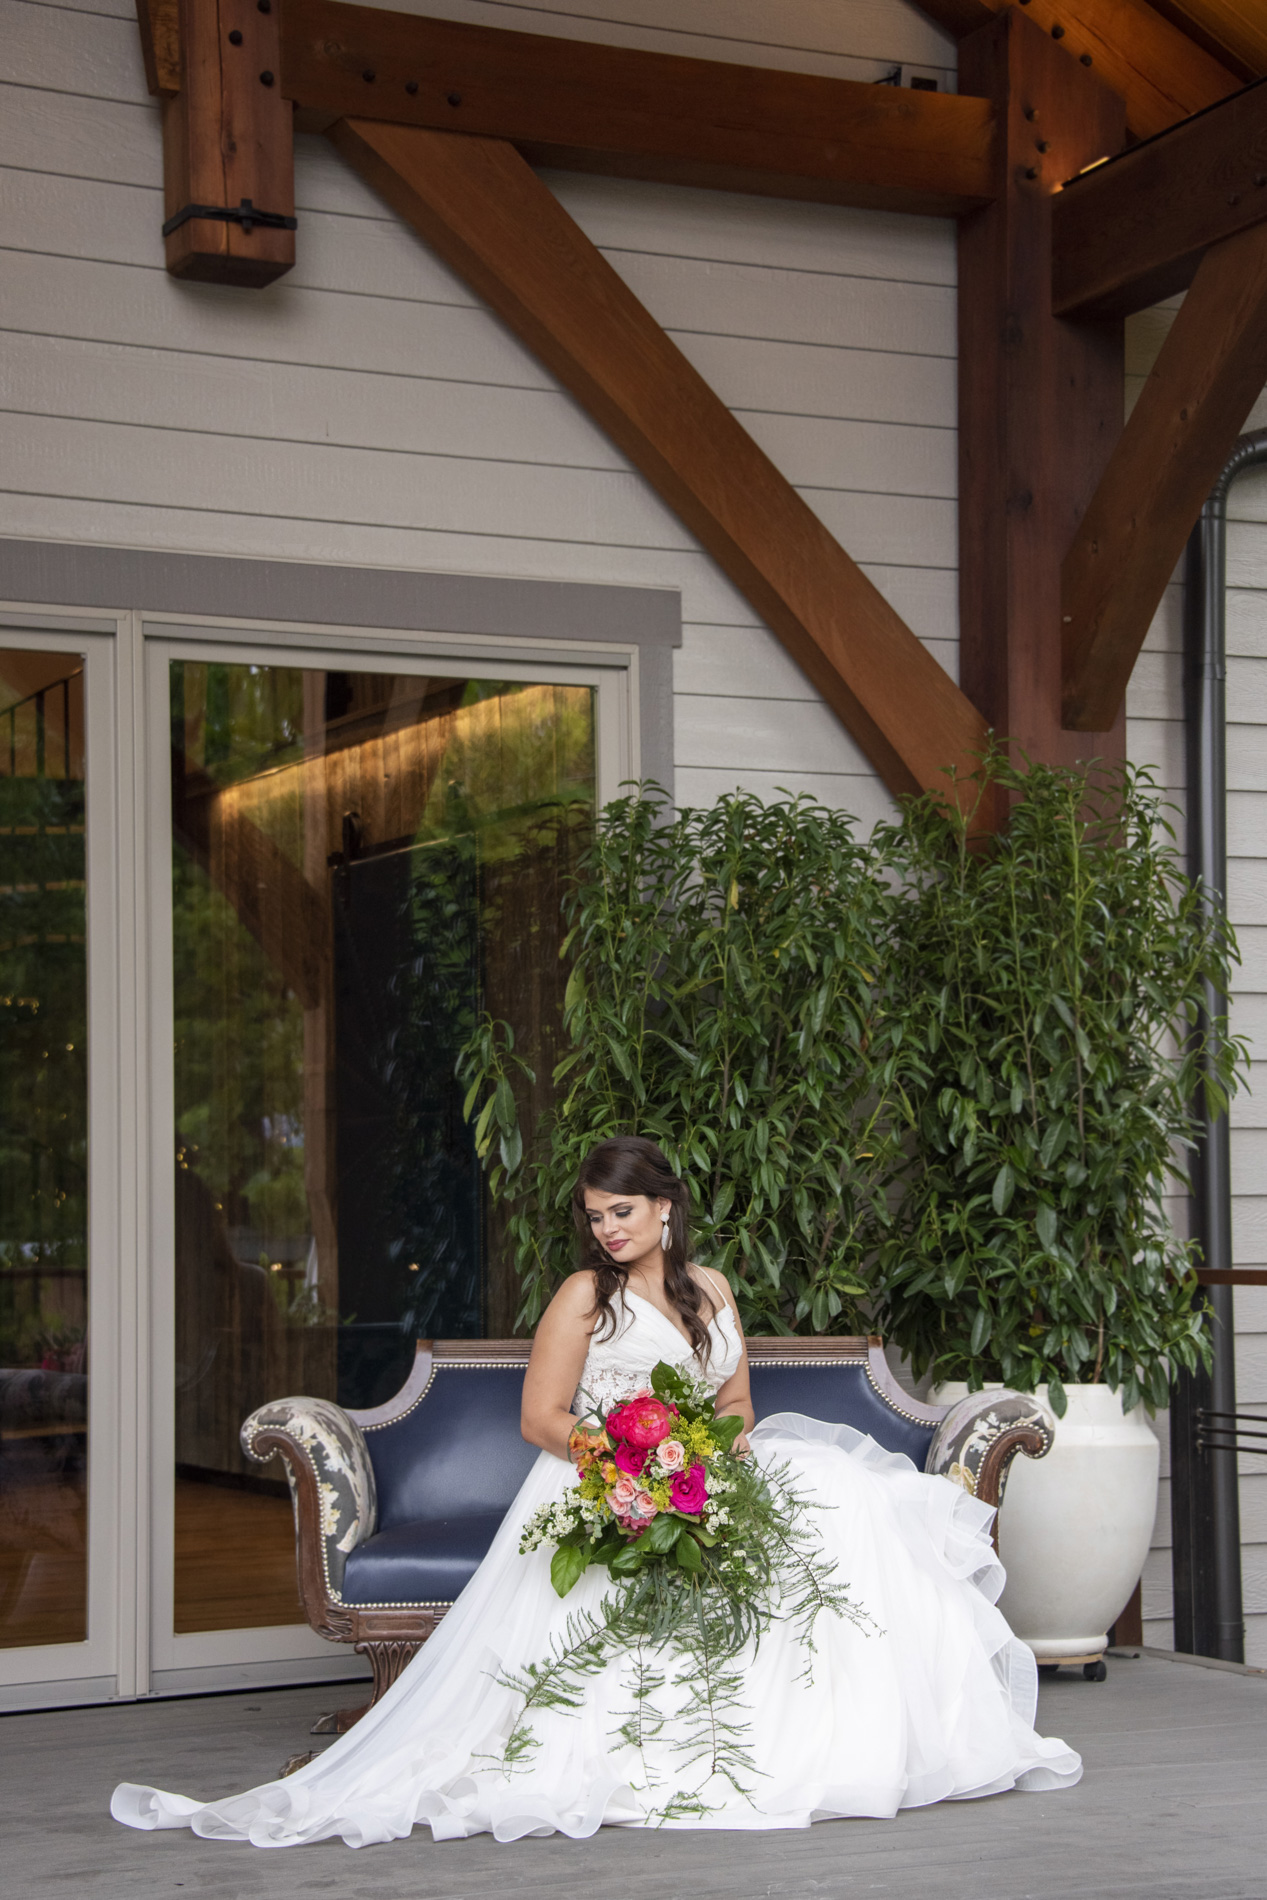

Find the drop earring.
xmin=660 ymin=1212 xmax=671 ymax=1250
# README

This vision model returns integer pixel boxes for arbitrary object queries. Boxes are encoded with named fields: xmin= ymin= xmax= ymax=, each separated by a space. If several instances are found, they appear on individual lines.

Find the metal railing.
xmin=1 ymin=668 xmax=82 ymax=780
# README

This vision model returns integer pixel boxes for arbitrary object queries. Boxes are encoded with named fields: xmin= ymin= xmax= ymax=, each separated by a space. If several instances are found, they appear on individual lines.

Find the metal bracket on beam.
xmin=162 ymin=198 xmax=298 ymax=238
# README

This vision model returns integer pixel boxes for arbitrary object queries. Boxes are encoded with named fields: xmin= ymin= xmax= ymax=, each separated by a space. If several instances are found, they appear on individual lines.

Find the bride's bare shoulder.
xmin=543 ymin=1269 xmax=600 ymax=1324
xmin=688 ymin=1264 xmax=736 ymax=1320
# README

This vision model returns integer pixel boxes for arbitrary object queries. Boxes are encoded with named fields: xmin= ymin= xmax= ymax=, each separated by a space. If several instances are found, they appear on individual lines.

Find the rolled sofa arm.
xmin=241 ymin=1396 xmax=378 ymax=1637
xmin=925 ymin=1391 xmax=1056 ymax=1511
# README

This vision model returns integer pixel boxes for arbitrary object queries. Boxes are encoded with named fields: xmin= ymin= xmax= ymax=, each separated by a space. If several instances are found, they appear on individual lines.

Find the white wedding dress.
xmin=112 ymin=1288 xmax=1080 ymax=1846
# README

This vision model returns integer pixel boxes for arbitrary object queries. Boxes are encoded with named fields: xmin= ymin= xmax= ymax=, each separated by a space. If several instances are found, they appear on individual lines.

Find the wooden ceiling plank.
xmin=1054 ymin=78 xmax=1267 ymax=320
xmin=1062 ymin=218 xmax=1267 ymax=730
xmin=1146 ymin=0 xmax=1266 ymax=80
xmin=328 ymin=117 xmax=992 ymax=814
xmin=281 ymin=0 xmax=995 ymax=218
xmin=911 ymin=0 xmax=1243 ymax=138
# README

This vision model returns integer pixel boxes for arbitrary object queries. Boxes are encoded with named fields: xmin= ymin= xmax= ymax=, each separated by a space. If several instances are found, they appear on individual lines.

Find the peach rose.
xmin=654 ymin=1439 xmax=687 ymax=1473
xmin=630 ymin=1489 xmax=659 ymax=1519
xmin=609 ymin=1474 xmax=639 ymax=1511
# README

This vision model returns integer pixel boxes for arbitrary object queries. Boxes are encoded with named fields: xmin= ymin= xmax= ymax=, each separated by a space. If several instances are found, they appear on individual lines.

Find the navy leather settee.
xmin=243 ymin=1336 xmax=1052 ymax=1719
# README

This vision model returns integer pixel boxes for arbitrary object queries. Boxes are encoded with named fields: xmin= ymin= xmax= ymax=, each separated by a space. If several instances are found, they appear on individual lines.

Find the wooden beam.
xmin=1146 ymin=0 xmax=1266 ymax=79
xmin=328 ymin=117 xmax=992 ymax=815
xmin=1054 ymin=79 xmax=1267 ymax=320
xmin=280 ymin=0 xmax=994 ymax=218
xmin=1062 ymin=219 xmax=1267 ymax=730
xmin=912 ymin=0 xmax=1243 ymax=139
xmin=958 ymin=10 xmax=1127 ymax=772
xmin=162 ymin=0 xmax=296 ymax=286
xmin=135 ymin=0 xmax=180 ymax=95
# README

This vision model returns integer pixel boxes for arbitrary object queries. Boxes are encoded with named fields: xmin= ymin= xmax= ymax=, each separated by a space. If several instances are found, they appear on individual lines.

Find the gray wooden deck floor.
xmin=3 ymin=1652 xmax=1265 ymax=1900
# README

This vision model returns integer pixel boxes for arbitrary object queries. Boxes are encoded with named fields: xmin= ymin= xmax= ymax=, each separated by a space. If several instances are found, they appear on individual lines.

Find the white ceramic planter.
xmin=933 ymin=1381 xmax=1160 ymax=1661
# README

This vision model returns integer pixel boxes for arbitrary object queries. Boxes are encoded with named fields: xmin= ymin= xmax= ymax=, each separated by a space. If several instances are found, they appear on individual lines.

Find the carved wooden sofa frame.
xmin=243 ymin=1335 xmax=1053 ymax=1725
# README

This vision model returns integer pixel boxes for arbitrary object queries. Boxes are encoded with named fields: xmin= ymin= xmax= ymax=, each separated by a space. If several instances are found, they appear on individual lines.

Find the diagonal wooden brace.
xmin=328 ymin=118 xmax=992 ymax=816
xmin=1062 ymin=219 xmax=1267 ymax=732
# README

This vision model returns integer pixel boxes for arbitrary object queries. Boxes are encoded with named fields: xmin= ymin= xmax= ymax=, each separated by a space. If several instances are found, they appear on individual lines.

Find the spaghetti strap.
xmin=696 ymin=1266 xmax=732 ymax=1313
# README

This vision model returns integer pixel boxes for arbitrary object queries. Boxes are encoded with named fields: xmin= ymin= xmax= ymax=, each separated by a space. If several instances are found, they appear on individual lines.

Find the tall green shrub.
xmin=460 ymin=786 xmax=902 ymax=1335
xmin=874 ymin=755 xmax=1247 ymax=1414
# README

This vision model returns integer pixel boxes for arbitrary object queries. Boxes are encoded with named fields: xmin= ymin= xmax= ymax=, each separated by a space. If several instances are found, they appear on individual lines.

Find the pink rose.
xmin=609 ymin=1475 xmax=639 ymax=1510
xmin=630 ymin=1489 xmax=659 ymax=1519
xmin=606 ymin=1396 xmax=676 ymax=1451
xmin=612 ymin=1439 xmax=648 ymax=1477
xmin=655 ymin=1439 xmax=686 ymax=1474
xmin=670 ymin=1463 xmax=709 ymax=1516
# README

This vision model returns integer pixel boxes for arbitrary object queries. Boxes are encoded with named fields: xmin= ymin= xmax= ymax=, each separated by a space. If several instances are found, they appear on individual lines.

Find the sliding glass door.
xmin=149 ymin=636 xmax=621 ymax=1682
xmin=0 ymin=607 xmax=629 ymax=1703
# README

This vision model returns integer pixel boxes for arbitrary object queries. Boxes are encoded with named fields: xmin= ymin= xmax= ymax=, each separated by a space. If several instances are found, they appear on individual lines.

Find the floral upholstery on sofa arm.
xmin=926 ymin=1391 xmax=1056 ymax=1503
xmin=241 ymin=1396 xmax=377 ymax=1601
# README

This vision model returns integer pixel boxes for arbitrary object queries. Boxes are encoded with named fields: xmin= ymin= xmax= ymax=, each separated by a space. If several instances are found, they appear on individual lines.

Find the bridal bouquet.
xmin=507 ymin=1362 xmax=876 ymax=1819
xmin=519 ymin=1361 xmax=749 ymax=1598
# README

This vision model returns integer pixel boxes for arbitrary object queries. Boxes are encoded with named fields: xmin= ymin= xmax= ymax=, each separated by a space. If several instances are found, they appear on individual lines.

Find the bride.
xmin=112 ymin=1135 xmax=1079 ymax=1847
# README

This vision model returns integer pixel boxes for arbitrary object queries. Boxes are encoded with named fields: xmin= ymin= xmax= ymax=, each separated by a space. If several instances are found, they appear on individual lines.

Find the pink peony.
xmin=606 ymin=1395 xmax=676 ymax=1450
xmin=612 ymin=1439 xmax=648 ymax=1477
xmin=609 ymin=1475 xmax=639 ymax=1510
xmin=654 ymin=1438 xmax=687 ymax=1473
xmin=630 ymin=1489 xmax=659 ymax=1519
xmin=670 ymin=1463 xmax=709 ymax=1516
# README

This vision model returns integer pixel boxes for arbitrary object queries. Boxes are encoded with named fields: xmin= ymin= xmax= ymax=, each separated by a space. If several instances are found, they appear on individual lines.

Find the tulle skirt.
xmin=111 ymin=1414 xmax=1080 ymax=1846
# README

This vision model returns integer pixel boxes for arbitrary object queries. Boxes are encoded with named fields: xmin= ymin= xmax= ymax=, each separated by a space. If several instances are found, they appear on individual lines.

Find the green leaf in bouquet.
xmin=675 ymin=1529 xmax=703 ymax=1572
xmin=608 ymin=1542 xmax=646 ymax=1577
xmin=650 ymin=1360 xmax=691 ymax=1405
xmin=641 ymin=1511 xmax=686 ymax=1555
xmin=709 ymin=1412 xmax=745 ymax=1450
xmin=549 ymin=1541 xmax=592 ymax=1598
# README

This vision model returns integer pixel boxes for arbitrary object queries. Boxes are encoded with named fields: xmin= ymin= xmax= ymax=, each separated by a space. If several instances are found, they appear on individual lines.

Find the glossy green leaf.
xmin=550 ymin=1542 xmax=592 ymax=1598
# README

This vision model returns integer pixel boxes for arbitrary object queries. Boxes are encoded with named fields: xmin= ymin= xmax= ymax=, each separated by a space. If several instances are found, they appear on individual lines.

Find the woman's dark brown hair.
xmin=572 ymin=1135 xmax=713 ymax=1363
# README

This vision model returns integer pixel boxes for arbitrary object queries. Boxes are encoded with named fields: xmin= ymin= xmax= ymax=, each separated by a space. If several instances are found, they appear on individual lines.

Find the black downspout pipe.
xmin=1169 ymin=428 xmax=1267 ymax=1663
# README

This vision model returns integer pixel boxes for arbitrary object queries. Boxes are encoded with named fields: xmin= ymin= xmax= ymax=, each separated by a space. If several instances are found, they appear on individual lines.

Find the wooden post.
xmin=957 ymin=9 xmax=1126 ymax=774
xmin=162 ymin=0 xmax=296 ymax=286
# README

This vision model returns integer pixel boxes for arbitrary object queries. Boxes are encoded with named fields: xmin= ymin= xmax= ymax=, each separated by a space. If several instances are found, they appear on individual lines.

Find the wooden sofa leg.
xmin=309 ymin=1701 xmax=371 ymax=1736
xmin=311 ymin=1637 xmax=425 ymax=1734
xmin=358 ymin=1637 xmax=424 ymax=1703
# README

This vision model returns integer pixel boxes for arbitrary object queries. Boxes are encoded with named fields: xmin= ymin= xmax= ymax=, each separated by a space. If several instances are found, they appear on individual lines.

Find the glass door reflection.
xmin=0 ymin=652 xmax=88 ymax=1650
xmin=170 ymin=662 xmax=594 ymax=1633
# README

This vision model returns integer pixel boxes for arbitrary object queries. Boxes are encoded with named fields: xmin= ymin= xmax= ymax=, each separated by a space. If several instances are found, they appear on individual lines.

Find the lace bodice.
xmin=572 ymin=1281 xmax=742 ymax=1417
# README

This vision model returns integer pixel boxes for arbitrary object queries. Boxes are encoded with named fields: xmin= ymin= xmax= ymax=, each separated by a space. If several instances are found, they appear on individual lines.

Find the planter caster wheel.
xmin=1083 ymin=1660 xmax=1107 ymax=1682
xmin=1038 ymin=1663 xmax=1060 ymax=1677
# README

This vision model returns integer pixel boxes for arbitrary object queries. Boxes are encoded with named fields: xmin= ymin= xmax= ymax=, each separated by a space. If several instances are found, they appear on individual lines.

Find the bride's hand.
xmin=732 ymin=1431 xmax=752 ymax=1458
